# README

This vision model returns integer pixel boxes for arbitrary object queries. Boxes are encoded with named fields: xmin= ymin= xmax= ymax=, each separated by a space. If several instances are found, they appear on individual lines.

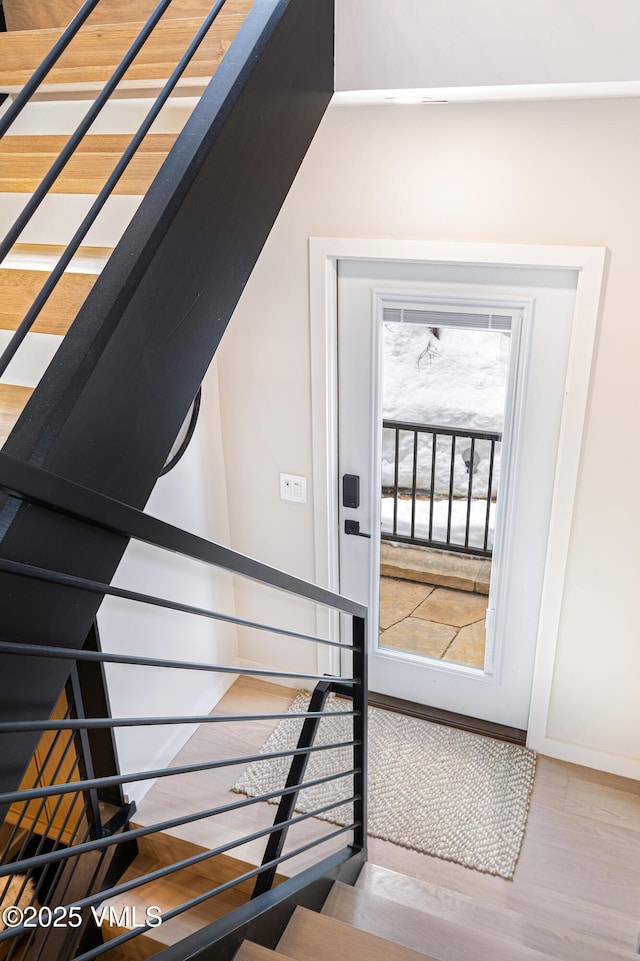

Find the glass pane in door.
xmin=378 ymin=317 xmax=509 ymax=671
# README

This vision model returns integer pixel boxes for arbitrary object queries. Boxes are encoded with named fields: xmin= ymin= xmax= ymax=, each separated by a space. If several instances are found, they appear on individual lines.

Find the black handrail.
xmin=0 ymin=451 xmax=367 ymax=616
xmin=0 ymin=451 xmax=366 ymax=960
xmin=385 ymin=418 xmax=503 ymax=442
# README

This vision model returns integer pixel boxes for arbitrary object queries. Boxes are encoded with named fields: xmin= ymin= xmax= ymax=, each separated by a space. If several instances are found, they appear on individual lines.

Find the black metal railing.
xmin=0 ymin=450 xmax=367 ymax=961
xmin=0 ymin=0 xmax=235 ymax=378
xmin=0 ymin=652 xmax=132 ymax=961
xmin=0 ymin=2 xmax=339 ymax=957
xmin=382 ymin=419 xmax=502 ymax=558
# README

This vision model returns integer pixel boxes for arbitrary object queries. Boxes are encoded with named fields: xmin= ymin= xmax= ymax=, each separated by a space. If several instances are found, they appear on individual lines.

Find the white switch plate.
xmin=280 ymin=473 xmax=307 ymax=503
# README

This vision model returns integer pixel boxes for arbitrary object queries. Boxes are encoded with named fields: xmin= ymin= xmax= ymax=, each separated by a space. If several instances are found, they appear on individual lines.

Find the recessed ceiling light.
xmin=384 ymin=95 xmax=449 ymax=105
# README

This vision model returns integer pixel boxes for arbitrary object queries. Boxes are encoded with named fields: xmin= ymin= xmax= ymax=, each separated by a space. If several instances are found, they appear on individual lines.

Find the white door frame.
xmin=309 ymin=237 xmax=606 ymax=754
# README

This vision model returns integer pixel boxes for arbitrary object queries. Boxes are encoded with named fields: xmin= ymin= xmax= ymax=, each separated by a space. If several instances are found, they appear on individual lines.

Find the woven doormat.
xmin=232 ymin=691 xmax=536 ymax=878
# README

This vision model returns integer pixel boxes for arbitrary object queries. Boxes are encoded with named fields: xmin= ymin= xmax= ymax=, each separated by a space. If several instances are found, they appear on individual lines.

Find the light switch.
xmin=280 ymin=473 xmax=307 ymax=503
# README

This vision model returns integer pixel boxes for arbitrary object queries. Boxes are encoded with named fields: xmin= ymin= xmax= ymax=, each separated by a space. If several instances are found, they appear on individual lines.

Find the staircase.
xmin=235 ymin=863 xmax=631 ymax=961
xmin=0 ymin=3 xmax=361 ymax=961
xmin=0 ymin=0 xmax=335 ymax=791
xmin=0 ymin=244 xmax=106 ymax=445
xmin=97 ymin=830 xmax=264 ymax=959
xmin=0 ymin=0 xmax=251 ymax=446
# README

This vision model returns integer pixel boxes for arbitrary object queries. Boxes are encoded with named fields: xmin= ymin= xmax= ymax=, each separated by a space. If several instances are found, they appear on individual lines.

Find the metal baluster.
xmin=465 ymin=437 xmax=476 ymax=547
xmin=351 ymin=615 xmax=367 ymax=854
xmin=393 ymin=429 xmax=400 ymax=536
xmin=428 ymin=430 xmax=437 ymax=540
xmin=251 ymin=680 xmax=333 ymax=898
xmin=410 ymin=430 xmax=418 ymax=539
xmin=25 ymin=808 xmax=93 ymax=961
xmin=9 ymin=793 xmax=88 ymax=961
xmin=484 ymin=439 xmax=497 ymax=551
xmin=68 ymin=666 xmax=104 ymax=840
xmin=5 ymin=752 xmax=83 ymax=915
xmin=446 ymin=435 xmax=456 ymax=545
xmin=0 ymin=703 xmax=73 ymax=869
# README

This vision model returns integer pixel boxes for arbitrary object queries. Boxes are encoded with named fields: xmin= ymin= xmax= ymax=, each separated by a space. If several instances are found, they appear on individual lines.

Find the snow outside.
xmin=381 ymin=322 xmax=510 ymax=551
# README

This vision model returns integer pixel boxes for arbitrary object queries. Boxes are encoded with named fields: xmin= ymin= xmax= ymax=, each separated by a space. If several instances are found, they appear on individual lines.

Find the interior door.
xmin=337 ymin=258 xmax=578 ymax=729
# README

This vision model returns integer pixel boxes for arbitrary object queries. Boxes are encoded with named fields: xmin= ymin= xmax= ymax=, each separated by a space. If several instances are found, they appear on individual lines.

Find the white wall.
xmin=216 ymin=96 xmax=640 ymax=778
xmin=98 ymin=358 xmax=239 ymax=803
xmin=335 ymin=0 xmax=640 ymax=90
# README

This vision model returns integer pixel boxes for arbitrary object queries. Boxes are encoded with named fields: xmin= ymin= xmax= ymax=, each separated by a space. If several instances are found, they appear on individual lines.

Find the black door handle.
xmin=345 ymin=519 xmax=371 ymax=539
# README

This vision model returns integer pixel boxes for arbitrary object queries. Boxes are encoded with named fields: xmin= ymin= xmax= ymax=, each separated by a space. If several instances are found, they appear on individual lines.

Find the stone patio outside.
xmin=378 ymin=543 xmax=490 ymax=670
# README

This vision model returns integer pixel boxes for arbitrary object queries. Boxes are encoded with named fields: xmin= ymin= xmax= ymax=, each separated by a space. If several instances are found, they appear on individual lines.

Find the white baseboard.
xmin=237 ymin=657 xmax=310 ymax=692
xmin=528 ymin=733 xmax=640 ymax=781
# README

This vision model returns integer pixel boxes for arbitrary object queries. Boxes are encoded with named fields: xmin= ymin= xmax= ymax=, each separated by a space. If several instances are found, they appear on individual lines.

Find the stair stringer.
xmin=0 ymin=0 xmax=334 ymax=798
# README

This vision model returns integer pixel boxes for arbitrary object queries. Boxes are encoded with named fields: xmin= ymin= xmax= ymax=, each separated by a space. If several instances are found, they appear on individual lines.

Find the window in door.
xmin=378 ymin=307 xmax=511 ymax=672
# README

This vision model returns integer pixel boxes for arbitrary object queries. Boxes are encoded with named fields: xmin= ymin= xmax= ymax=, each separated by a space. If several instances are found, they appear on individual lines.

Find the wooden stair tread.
xmin=359 ymin=853 xmax=638 ymax=956
xmin=0 ymin=12 xmax=249 ymax=87
xmin=0 ymin=149 xmax=169 ymax=195
xmin=329 ymin=877 xmax=630 ymax=961
xmin=3 ymin=0 xmax=253 ymax=31
xmin=129 ymin=821 xmax=278 ymax=895
xmin=0 ymin=267 xmax=97 ymax=334
xmin=330 ymin=883 xmax=521 ymax=961
xmin=0 ymin=384 xmax=33 ymax=446
xmin=235 ymin=943 xmax=294 ymax=961
xmin=277 ymin=907 xmax=440 ymax=961
xmin=0 ymin=132 xmax=177 ymax=193
xmin=0 ymin=133 xmax=177 ymax=155
xmin=100 ymin=853 xmax=249 ymax=952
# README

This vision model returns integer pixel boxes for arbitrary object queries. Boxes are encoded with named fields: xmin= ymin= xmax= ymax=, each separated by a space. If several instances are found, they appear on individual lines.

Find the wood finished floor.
xmin=134 ymin=677 xmax=640 ymax=954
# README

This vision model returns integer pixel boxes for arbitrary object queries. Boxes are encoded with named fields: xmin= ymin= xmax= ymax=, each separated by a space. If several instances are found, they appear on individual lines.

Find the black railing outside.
xmin=382 ymin=419 xmax=502 ymax=558
xmin=0 ymin=451 xmax=367 ymax=961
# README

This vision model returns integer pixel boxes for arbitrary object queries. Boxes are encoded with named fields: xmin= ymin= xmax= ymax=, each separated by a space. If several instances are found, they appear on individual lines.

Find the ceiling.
xmin=335 ymin=0 xmax=640 ymax=103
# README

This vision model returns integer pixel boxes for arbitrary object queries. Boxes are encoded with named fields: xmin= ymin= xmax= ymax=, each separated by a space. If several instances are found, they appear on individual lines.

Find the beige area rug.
xmin=232 ymin=692 xmax=536 ymax=879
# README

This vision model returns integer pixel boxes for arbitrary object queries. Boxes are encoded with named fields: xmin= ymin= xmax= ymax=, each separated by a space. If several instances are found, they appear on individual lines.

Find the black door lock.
xmin=342 ymin=474 xmax=360 ymax=509
xmin=344 ymin=519 xmax=371 ymax=539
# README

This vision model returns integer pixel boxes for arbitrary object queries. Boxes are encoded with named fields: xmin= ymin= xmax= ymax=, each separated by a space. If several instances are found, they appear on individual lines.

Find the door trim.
xmin=309 ymin=237 xmax=606 ymax=756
